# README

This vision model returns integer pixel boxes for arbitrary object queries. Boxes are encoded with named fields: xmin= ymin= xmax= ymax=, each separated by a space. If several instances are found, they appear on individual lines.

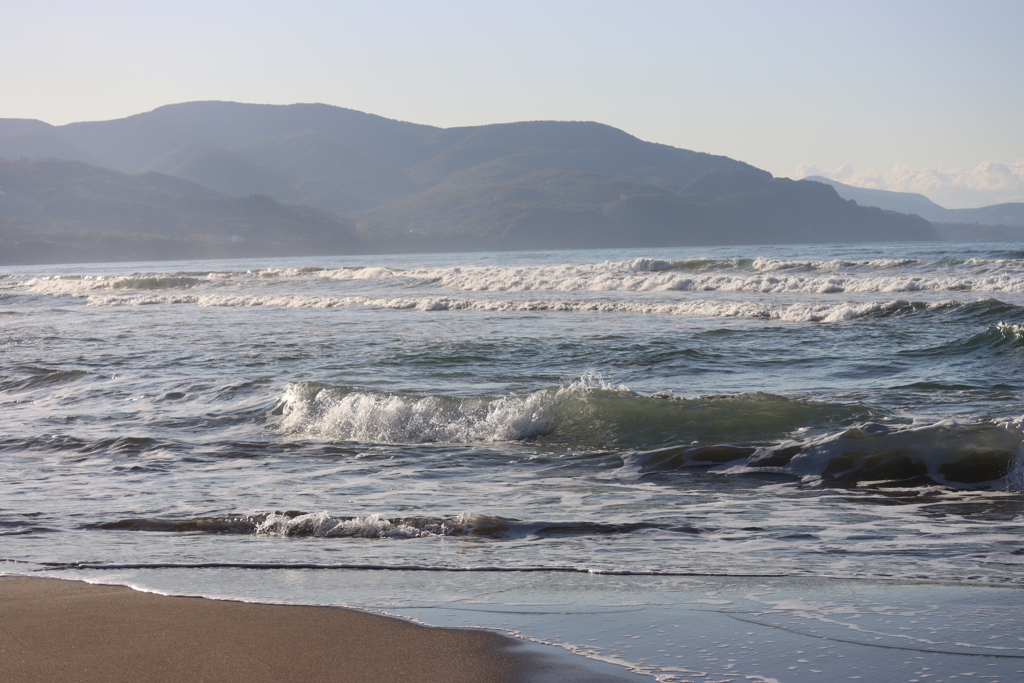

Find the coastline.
xmin=12 ymin=569 xmax=1024 ymax=682
xmin=0 ymin=576 xmax=647 ymax=683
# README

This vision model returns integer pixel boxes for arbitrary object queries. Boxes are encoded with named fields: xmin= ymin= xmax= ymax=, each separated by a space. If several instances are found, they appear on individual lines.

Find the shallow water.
xmin=3 ymin=242 xmax=1024 ymax=680
xmin=40 ymin=568 xmax=1024 ymax=683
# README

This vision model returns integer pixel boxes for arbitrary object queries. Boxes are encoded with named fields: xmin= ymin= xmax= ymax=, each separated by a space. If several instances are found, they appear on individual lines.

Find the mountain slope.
xmin=58 ymin=101 xmax=439 ymax=176
xmin=0 ymin=157 xmax=356 ymax=264
xmin=0 ymin=102 xmax=943 ymax=261
xmin=362 ymin=163 xmax=933 ymax=249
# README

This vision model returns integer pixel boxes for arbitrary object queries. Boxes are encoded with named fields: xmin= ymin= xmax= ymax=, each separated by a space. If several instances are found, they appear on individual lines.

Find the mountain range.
xmin=806 ymin=176 xmax=1024 ymax=228
xmin=0 ymin=101 xmax=987 ymax=265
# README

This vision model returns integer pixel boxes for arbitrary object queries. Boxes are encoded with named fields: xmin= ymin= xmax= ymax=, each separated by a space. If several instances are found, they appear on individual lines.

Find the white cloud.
xmin=794 ymin=159 xmax=1024 ymax=209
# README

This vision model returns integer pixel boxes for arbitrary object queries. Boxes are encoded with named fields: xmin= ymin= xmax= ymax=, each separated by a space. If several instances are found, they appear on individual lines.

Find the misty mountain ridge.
xmin=0 ymin=101 xmax=956 ymax=264
xmin=806 ymin=175 xmax=1024 ymax=228
xmin=0 ymin=102 xmax=752 ymax=208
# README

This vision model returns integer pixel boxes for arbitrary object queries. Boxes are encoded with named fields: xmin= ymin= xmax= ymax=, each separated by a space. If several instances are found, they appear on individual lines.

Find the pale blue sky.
xmin=2 ymin=0 xmax=1022 ymax=206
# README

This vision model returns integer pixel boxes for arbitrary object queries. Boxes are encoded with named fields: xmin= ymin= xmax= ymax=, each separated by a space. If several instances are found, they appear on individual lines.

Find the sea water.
xmin=3 ymin=242 xmax=1024 ymax=681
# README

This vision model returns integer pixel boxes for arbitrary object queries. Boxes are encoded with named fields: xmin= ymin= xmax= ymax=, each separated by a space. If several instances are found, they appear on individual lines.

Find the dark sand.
xmin=0 ymin=577 xmax=643 ymax=683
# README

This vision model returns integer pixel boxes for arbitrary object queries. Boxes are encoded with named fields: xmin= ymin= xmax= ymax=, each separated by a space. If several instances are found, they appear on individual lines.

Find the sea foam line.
xmin=83 ymin=293 xmax=942 ymax=322
xmin=31 ymin=563 xmax=1024 ymax=596
xmin=10 ymin=255 xmax=1024 ymax=295
xmin=28 ymin=560 xmax=801 ymax=578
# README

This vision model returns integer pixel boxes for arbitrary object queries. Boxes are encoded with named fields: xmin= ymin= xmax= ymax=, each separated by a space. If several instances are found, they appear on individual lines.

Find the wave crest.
xmin=276 ymin=379 xmax=866 ymax=447
xmin=19 ymin=274 xmax=206 ymax=294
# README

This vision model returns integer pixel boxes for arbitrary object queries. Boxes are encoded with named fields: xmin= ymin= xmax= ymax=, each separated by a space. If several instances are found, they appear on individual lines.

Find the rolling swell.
xmin=627 ymin=419 xmax=1024 ymax=489
xmin=901 ymin=321 xmax=1024 ymax=358
xmin=0 ymin=366 xmax=101 ymax=392
xmin=942 ymin=297 xmax=1024 ymax=320
xmin=276 ymin=378 xmax=870 ymax=448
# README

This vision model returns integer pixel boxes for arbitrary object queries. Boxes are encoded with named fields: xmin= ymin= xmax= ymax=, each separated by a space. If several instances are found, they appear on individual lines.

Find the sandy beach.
xmin=0 ymin=577 xmax=643 ymax=683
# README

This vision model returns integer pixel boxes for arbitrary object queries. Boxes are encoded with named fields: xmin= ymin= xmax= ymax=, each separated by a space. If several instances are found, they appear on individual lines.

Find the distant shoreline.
xmin=2 ymin=235 xmax=1022 ymax=269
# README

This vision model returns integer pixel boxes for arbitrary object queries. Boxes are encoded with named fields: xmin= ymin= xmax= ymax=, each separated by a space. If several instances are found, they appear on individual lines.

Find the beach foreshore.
xmin=0 ymin=577 xmax=645 ymax=683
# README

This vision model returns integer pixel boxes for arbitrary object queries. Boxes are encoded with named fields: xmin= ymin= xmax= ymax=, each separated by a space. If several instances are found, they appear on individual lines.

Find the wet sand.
xmin=0 ymin=577 xmax=643 ymax=683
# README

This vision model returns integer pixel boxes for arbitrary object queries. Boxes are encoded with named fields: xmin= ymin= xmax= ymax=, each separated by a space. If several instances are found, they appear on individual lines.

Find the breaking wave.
xmin=275 ymin=377 xmax=869 ymax=448
xmin=79 ymin=292 xmax=1005 ymax=323
xmin=277 ymin=376 xmax=1024 ymax=489
xmin=309 ymin=258 xmax=1024 ymax=294
xmin=14 ymin=274 xmax=208 ymax=294
xmin=8 ymin=254 xmax=1024 ymax=296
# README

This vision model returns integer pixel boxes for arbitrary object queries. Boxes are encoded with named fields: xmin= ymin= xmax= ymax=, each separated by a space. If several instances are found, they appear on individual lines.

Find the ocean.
xmin=3 ymin=241 xmax=1024 ymax=681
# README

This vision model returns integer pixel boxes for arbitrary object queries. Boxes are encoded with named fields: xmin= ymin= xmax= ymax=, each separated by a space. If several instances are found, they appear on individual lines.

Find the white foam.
xmin=749 ymin=257 xmax=921 ymax=271
xmin=997 ymin=321 xmax=1024 ymax=341
xmin=251 ymin=511 xmax=515 ymax=539
xmin=255 ymin=512 xmax=431 ymax=538
xmin=278 ymin=375 xmax=627 ymax=444
xmin=425 ymin=267 xmax=1024 ymax=295
xmin=10 ymin=255 xmax=1024 ymax=296
xmin=307 ymin=258 xmax=1024 ymax=294
xmin=81 ymin=292 xmax=951 ymax=323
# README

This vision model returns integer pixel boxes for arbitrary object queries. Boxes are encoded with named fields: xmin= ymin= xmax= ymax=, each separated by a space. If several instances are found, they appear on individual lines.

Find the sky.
xmin=2 ymin=0 xmax=1022 ymax=208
